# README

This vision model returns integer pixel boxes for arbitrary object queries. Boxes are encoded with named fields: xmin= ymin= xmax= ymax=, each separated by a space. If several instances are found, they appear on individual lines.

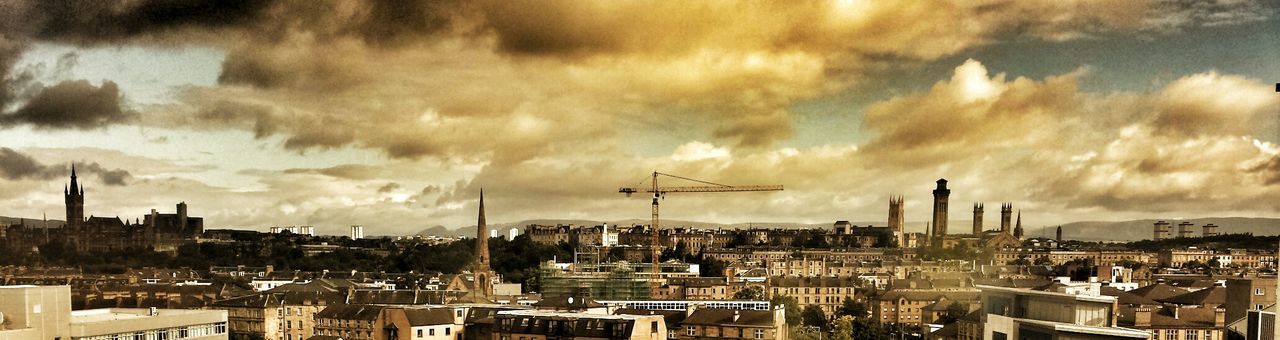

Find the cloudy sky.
xmin=1 ymin=1 xmax=1278 ymax=236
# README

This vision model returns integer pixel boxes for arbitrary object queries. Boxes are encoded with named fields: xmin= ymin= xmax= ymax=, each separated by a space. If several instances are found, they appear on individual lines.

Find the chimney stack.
xmin=1214 ymin=307 xmax=1225 ymax=327
xmin=1134 ymin=307 xmax=1152 ymax=327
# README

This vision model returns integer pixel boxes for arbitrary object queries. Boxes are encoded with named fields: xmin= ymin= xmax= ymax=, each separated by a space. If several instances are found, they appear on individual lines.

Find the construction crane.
xmin=619 ymin=171 xmax=783 ymax=298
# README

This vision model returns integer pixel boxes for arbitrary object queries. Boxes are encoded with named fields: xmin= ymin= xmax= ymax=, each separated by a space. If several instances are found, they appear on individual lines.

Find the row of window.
xmin=416 ymin=326 xmax=453 ymax=337
xmin=1155 ymin=329 xmax=1214 ymax=340
xmin=74 ymin=322 xmax=227 ymax=340
xmin=684 ymin=325 xmax=766 ymax=339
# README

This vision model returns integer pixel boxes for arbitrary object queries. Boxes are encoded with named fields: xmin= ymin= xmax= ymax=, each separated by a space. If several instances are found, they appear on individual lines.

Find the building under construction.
xmin=538 ymin=256 xmax=698 ymax=300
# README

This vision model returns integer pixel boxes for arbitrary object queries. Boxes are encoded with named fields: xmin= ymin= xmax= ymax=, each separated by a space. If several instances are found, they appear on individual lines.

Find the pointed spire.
xmin=478 ymin=188 xmax=486 ymax=228
xmin=1016 ymin=210 xmax=1021 ymax=227
xmin=68 ymin=163 xmax=80 ymax=196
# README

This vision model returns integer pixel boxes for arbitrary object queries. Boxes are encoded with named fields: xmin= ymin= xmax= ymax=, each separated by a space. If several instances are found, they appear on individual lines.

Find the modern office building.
xmin=0 ymin=285 xmax=227 ymax=340
xmin=978 ymin=284 xmax=1150 ymax=339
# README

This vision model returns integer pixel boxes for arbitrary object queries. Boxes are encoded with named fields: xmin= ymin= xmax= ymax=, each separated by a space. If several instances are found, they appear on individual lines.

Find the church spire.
xmin=1014 ymin=210 xmax=1025 ymax=239
xmin=475 ymin=189 xmax=490 ymax=270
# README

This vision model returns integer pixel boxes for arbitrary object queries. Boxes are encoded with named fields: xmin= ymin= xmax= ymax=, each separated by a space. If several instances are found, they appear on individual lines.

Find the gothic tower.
xmin=64 ymin=164 xmax=84 ymax=231
xmin=1056 ymin=226 xmax=1063 ymax=243
xmin=972 ymin=203 xmax=983 ymax=235
xmin=1014 ymin=210 xmax=1024 ymax=240
xmin=931 ymin=179 xmax=950 ymax=240
xmin=1000 ymin=203 xmax=1013 ymax=234
xmin=472 ymin=190 xmax=494 ymax=298
xmin=887 ymin=196 xmax=904 ymax=247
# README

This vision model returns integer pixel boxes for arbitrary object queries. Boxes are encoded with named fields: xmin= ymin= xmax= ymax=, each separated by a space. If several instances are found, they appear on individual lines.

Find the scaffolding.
xmin=539 ymin=248 xmax=699 ymax=299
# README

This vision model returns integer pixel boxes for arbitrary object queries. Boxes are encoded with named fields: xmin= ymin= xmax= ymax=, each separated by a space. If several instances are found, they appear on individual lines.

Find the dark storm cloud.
xmin=0 ymin=80 xmax=130 ymax=129
xmin=26 ymin=0 xmax=274 ymax=44
xmin=0 ymin=148 xmax=132 ymax=185
xmin=357 ymin=0 xmax=461 ymax=47
xmin=0 ymin=147 xmax=59 ymax=180
xmin=1252 ymin=155 xmax=1280 ymax=186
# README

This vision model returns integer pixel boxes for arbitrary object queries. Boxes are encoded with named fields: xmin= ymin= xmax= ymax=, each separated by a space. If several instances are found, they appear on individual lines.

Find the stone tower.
xmin=177 ymin=202 xmax=188 ymax=233
xmin=1013 ymin=210 xmax=1024 ymax=240
xmin=64 ymin=164 xmax=84 ymax=231
xmin=931 ymin=179 xmax=950 ymax=239
xmin=888 ymin=196 xmax=904 ymax=247
xmin=972 ymin=203 xmax=983 ymax=235
xmin=472 ymin=189 xmax=494 ymax=298
xmin=1000 ymin=203 xmax=1013 ymax=234
xmin=1056 ymin=226 xmax=1063 ymax=243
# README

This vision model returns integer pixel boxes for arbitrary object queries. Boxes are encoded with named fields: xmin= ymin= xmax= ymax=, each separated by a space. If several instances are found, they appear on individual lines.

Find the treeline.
xmin=1122 ymin=233 xmax=1279 ymax=251
xmin=0 ymin=234 xmax=573 ymax=287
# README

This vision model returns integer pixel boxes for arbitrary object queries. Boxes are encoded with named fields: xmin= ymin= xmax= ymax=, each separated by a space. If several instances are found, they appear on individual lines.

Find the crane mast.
xmin=619 ymin=171 xmax=783 ymax=298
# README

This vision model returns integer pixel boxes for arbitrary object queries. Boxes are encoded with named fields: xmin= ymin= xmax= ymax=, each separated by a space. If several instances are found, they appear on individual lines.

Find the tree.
xmin=935 ymin=302 xmax=969 ymax=324
xmin=727 ymin=232 xmax=751 ymax=248
xmin=734 ymin=286 xmax=766 ymax=300
xmin=836 ymin=298 xmax=868 ymax=319
xmin=801 ymin=305 xmax=829 ymax=330
xmin=770 ymin=295 xmax=802 ymax=326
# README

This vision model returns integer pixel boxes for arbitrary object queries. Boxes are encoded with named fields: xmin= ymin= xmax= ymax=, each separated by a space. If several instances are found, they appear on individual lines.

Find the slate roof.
xmin=1117 ymin=306 xmax=1220 ymax=329
xmin=1128 ymin=283 xmax=1187 ymax=301
xmin=681 ymin=309 xmax=776 ymax=327
xmin=1100 ymin=287 xmax=1160 ymax=306
xmin=211 ymin=291 xmax=343 ymax=308
xmin=1158 ymin=287 xmax=1225 ymax=306
xmin=316 ymin=304 xmax=386 ymax=321
xmin=614 ymin=308 xmax=687 ymax=327
xmin=403 ymin=308 xmax=455 ymax=326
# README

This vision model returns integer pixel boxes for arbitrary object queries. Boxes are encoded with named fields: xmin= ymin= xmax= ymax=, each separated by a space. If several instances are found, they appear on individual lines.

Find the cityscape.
xmin=1 ymin=1 xmax=1280 ymax=340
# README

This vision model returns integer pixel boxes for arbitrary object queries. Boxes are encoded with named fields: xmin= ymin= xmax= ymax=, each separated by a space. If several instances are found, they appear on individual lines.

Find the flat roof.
xmin=976 ymin=285 xmax=1116 ymax=304
xmin=1015 ymin=318 xmax=1150 ymax=338
xmin=498 ymin=310 xmax=660 ymax=321
xmin=71 ymin=308 xmax=223 ymax=324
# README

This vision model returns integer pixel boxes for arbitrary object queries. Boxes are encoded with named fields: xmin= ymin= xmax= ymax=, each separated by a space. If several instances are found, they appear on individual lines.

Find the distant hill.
xmin=1047 ymin=217 xmax=1280 ymax=242
xmin=0 ymin=216 xmax=64 ymax=228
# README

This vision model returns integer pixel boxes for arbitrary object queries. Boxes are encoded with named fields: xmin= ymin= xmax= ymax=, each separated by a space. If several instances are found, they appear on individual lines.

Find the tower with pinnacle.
xmin=972 ymin=203 xmax=983 ymax=235
xmin=1000 ymin=203 xmax=1013 ymax=234
xmin=931 ymin=179 xmax=950 ymax=240
xmin=64 ymin=164 xmax=84 ymax=231
xmin=887 ymin=196 xmax=904 ymax=247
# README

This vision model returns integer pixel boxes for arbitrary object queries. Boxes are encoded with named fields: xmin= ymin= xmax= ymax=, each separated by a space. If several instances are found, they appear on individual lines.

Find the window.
xmin=688 ymin=326 xmax=696 ymax=336
xmin=1188 ymin=330 xmax=1198 ymax=340
xmin=445 ymin=327 xmax=451 ymax=335
xmin=1257 ymin=288 xmax=1265 ymax=295
xmin=429 ymin=329 xmax=435 ymax=336
xmin=1166 ymin=330 xmax=1177 ymax=340
xmin=419 ymin=329 xmax=424 ymax=337
xmin=1205 ymin=330 xmax=1213 ymax=340
xmin=755 ymin=329 xmax=764 ymax=339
